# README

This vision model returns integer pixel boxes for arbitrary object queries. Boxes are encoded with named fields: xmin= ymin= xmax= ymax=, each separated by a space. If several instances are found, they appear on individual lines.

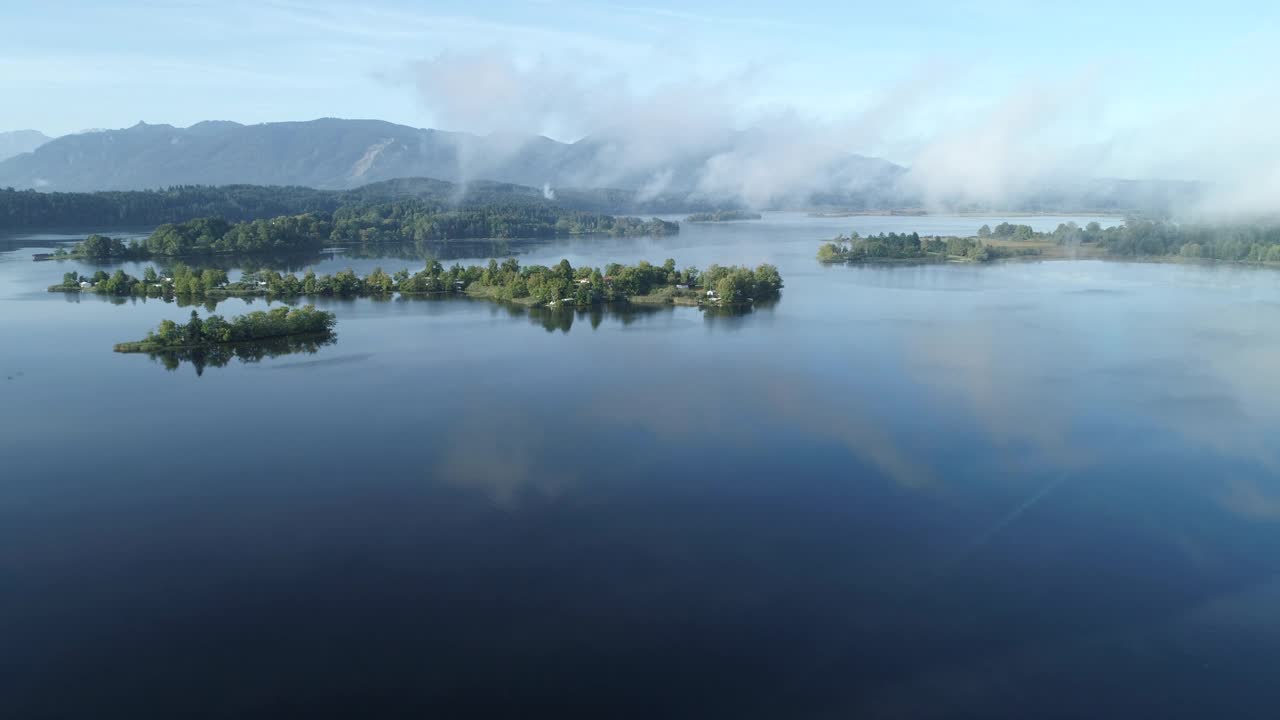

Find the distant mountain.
xmin=0 ymin=130 xmax=52 ymax=163
xmin=0 ymin=118 xmax=903 ymax=201
xmin=0 ymin=118 xmax=1200 ymax=214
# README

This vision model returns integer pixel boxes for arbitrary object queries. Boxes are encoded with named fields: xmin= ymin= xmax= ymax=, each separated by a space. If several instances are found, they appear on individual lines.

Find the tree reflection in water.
xmin=148 ymin=334 xmax=337 ymax=376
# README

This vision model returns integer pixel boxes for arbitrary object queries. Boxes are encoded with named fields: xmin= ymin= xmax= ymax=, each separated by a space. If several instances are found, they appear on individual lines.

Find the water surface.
xmin=4 ymin=213 xmax=1280 ymax=718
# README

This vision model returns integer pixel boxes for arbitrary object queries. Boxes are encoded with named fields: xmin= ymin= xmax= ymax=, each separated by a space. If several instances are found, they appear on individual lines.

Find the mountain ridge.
xmin=0 ymin=118 xmax=900 ymax=198
xmin=0 ymin=118 xmax=1201 ymax=213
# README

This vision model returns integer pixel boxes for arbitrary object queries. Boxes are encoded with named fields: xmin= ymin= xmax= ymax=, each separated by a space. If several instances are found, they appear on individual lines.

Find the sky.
xmin=3 ymin=0 xmax=1280 ymax=189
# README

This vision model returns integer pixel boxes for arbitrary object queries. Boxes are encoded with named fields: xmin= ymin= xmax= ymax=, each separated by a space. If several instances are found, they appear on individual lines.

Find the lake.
xmin=4 ymin=213 xmax=1280 ymax=718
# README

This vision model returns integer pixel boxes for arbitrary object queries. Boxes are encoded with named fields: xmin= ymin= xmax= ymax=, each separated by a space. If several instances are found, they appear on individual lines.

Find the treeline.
xmin=329 ymin=201 xmax=677 ymax=244
xmin=685 ymin=210 xmax=763 ymax=222
xmin=0 ymin=178 xmax=701 ymax=231
xmin=55 ymin=256 xmax=784 ymax=308
xmin=1094 ymin=220 xmax=1280 ymax=262
xmin=983 ymin=219 xmax=1280 ymax=263
xmin=116 ymin=306 xmax=336 ymax=353
xmin=51 ymin=202 xmax=679 ymax=259
xmin=818 ymin=219 xmax=1280 ymax=266
xmin=1 ymin=184 xmax=341 ymax=228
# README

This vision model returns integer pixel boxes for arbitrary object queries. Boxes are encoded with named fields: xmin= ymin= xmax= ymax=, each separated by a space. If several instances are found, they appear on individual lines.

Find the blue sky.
xmin=4 ymin=0 xmax=1280 ymax=184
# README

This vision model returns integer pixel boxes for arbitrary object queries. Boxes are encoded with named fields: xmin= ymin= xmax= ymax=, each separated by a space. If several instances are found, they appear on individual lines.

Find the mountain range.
xmin=0 ymin=119 xmax=1200 ymax=213
xmin=0 ymin=118 xmax=901 ymax=197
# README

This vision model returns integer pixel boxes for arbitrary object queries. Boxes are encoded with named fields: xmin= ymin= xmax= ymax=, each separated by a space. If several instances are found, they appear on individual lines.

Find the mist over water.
xmin=4 ymin=214 xmax=1280 ymax=717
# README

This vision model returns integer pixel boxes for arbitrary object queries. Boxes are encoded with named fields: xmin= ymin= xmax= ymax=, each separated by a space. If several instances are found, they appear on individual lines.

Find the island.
xmin=53 ymin=257 xmax=784 ymax=308
xmin=819 ymin=220 xmax=1280 ymax=267
xmin=684 ymin=210 xmax=763 ymax=222
xmin=817 ymin=229 xmax=1042 ymax=264
xmin=114 ymin=305 xmax=336 ymax=354
xmin=41 ymin=201 xmax=680 ymax=261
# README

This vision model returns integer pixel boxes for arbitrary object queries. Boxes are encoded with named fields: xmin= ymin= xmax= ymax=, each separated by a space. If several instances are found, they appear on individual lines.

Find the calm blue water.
xmin=4 ymin=213 xmax=1280 ymax=718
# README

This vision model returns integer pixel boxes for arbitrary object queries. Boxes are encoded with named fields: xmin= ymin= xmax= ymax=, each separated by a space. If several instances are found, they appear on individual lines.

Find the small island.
xmin=114 ymin=305 xmax=336 ymax=354
xmin=55 ymin=257 xmax=783 ymax=309
xmin=685 ymin=210 xmax=763 ymax=222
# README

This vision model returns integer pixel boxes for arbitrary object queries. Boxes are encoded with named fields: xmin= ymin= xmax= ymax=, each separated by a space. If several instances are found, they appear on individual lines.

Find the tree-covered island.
xmin=819 ymin=220 xmax=1280 ymax=266
xmin=54 ymin=257 xmax=783 ymax=308
xmin=114 ymin=305 xmax=336 ymax=354
xmin=817 ymin=225 xmax=1045 ymax=265
xmin=685 ymin=210 xmax=763 ymax=222
xmin=44 ymin=201 xmax=679 ymax=260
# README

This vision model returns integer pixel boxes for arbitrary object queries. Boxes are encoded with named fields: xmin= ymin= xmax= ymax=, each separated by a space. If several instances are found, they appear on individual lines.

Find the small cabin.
xmin=79 ymin=281 xmax=91 ymax=289
xmin=676 ymin=284 xmax=689 ymax=290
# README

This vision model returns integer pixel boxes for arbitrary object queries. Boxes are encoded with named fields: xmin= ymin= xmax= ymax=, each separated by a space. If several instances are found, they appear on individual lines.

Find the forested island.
xmin=114 ymin=305 xmax=336 ymax=354
xmin=685 ymin=210 xmax=763 ymax=222
xmin=113 ymin=306 xmax=337 ymax=376
xmin=819 ymin=220 xmax=1280 ymax=266
xmin=42 ymin=201 xmax=678 ymax=260
xmin=53 ymin=257 xmax=783 ymax=308
xmin=817 ymin=229 xmax=1041 ymax=264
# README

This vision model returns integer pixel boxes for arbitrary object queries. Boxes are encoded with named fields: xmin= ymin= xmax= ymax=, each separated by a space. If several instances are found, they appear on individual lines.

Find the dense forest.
xmin=329 ymin=201 xmax=677 ymax=244
xmin=0 ymin=177 xmax=709 ymax=231
xmin=55 ymin=257 xmax=783 ymax=308
xmin=47 ymin=201 xmax=678 ymax=259
xmin=0 ymin=185 xmax=342 ymax=228
xmin=1092 ymin=220 xmax=1280 ymax=261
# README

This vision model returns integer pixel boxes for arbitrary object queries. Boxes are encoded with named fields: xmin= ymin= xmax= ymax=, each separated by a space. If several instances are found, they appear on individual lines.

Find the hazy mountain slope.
xmin=0 ymin=118 xmax=905 ymax=201
xmin=0 ymin=118 xmax=1200 ymax=213
xmin=0 ymin=130 xmax=52 ymax=163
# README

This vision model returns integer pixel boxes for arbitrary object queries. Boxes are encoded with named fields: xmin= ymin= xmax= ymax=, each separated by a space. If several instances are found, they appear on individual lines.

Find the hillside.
xmin=0 ymin=119 xmax=1203 ymax=214
xmin=0 ymin=118 xmax=902 ymax=201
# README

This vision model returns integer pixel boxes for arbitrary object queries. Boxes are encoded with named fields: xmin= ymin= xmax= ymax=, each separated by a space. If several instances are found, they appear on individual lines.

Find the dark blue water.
xmin=4 ymin=214 xmax=1280 ymax=718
